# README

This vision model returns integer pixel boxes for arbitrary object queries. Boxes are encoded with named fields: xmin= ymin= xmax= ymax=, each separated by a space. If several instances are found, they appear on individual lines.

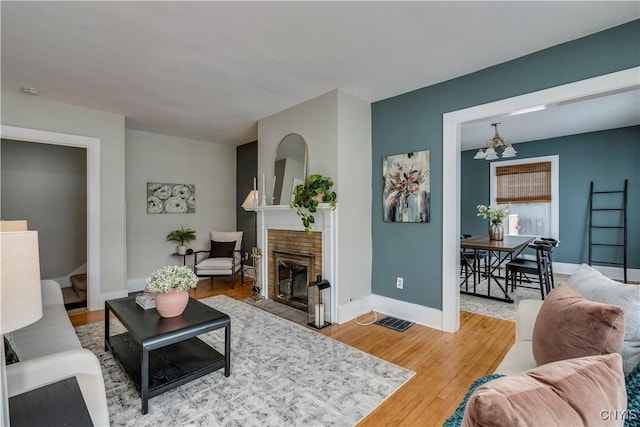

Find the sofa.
xmin=6 ymin=280 xmax=110 ymax=426
xmin=454 ymin=264 xmax=640 ymax=426
xmin=493 ymin=299 xmax=542 ymax=375
xmin=496 ymin=264 xmax=640 ymax=376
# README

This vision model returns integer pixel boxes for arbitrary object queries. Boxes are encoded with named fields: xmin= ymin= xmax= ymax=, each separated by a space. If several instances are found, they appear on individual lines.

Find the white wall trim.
xmin=337 ymin=296 xmax=372 ymax=324
xmin=489 ymin=155 xmax=560 ymax=240
xmin=442 ymin=67 xmax=640 ymax=333
xmin=0 ymin=125 xmax=102 ymax=310
xmin=369 ymin=293 xmax=443 ymax=330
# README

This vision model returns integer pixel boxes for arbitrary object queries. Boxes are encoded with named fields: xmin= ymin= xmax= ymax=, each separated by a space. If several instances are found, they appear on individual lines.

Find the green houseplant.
xmin=166 ymin=226 xmax=196 ymax=255
xmin=477 ymin=204 xmax=510 ymax=240
xmin=290 ymin=174 xmax=337 ymax=233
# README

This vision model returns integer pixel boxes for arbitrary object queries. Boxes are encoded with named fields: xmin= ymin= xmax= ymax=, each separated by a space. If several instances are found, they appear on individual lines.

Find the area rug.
xmin=460 ymin=278 xmax=544 ymax=322
xmin=76 ymin=295 xmax=415 ymax=426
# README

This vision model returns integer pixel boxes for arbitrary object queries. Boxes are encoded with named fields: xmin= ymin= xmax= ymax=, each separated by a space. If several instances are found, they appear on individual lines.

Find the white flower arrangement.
xmin=145 ymin=265 xmax=198 ymax=293
xmin=477 ymin=204 xmax=510 ymax=224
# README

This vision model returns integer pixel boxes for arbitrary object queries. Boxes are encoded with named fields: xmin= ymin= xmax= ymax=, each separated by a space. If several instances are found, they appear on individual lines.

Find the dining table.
xmin=460 ymin=235 xmax=535 ymax=303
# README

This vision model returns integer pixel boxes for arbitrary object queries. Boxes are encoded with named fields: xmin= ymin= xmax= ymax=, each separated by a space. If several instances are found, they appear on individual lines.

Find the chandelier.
xmin=473 ymin=123 xmax=517 ymax=160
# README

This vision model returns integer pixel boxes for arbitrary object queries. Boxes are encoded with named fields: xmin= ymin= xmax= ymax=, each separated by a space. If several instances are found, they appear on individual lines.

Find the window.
xmin=490 ymin=155 xmax=559 ymax=240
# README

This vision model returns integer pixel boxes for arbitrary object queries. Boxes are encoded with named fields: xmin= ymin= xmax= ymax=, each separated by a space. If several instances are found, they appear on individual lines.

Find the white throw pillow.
xmin=566 ymin=264 xmax=640 ymax=375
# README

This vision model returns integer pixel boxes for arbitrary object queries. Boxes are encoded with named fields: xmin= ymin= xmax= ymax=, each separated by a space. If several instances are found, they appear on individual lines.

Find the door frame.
xmin=1 ymin=125 xmax=101 ymax=310
xmin=441 ymin=66 xmax=640 ymax=332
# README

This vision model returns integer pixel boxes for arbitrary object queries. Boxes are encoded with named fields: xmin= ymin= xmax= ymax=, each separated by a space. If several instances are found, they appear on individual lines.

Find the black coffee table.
xmin=105 ymin=296 xmax=230 ymax=414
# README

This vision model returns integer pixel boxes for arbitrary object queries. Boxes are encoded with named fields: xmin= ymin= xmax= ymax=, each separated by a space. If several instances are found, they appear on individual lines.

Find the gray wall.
xmin=236 ymin=141 xmax=257 ymax=256
xmin=1 ymin=90 xmax=126 ymax=297
xmin=461 ymin=126 xmax=640 ymax=268
xmin=371 ymin=20 xmax=640 ymax=309
xmin=125 ymin=129 xmax=236 ymax=289
xmin=1 ymin=139 xmax=87 ymax=279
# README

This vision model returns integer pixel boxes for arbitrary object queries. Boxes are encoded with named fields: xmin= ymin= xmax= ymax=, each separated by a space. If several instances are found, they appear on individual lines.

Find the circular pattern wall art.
xmin=147 ymin=182 xmax=196 ymax=214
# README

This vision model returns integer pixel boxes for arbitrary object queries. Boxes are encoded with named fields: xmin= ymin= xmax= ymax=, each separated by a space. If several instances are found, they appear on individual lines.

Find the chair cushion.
xmin=210 ymin=231 xmax=243 ymax=251
xmin=567 ymin=263 xmax=640 ymax=375
xmin=462 ymin=354 xmax=627 ymax=427
xmin=532 ymin=283 xmax=625 ymax=366
xmin=209 ymin=240 xmax=235 ymax=258
xmin=196 ymin=255 xmax=241 ymax=274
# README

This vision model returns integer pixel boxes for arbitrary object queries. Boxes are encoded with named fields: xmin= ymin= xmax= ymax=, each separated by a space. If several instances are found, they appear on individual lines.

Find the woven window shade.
xmin=496 ymin=162 xmax=551 ymax=204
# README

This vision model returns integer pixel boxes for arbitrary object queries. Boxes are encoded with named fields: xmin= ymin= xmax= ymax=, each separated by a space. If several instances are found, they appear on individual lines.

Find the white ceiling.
xmin=461 ymin=88 xmax=640 ymax=151
xmin=2 ymin=2 xmax=638 ymax=146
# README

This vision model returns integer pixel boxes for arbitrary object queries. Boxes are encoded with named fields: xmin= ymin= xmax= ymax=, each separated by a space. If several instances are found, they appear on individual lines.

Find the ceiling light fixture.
xmin=473 ymin=123 xmax=517 ymax=161
xmin=21 ymin=86 xmax=40 ymax=95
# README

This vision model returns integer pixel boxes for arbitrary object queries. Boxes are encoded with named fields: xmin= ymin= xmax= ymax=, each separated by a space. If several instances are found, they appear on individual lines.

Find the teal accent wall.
xmin=461 ymin=126 xmax=640 ymax=269
xmin=236 ymin=141 xmax=258 ymax=255
xmin=371 ymin=20 xmax=640 ymax=309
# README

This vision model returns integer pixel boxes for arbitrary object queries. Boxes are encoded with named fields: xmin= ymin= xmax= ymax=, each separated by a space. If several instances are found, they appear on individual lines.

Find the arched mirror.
xmin=273 ymin=133 xmax=308 ymax=205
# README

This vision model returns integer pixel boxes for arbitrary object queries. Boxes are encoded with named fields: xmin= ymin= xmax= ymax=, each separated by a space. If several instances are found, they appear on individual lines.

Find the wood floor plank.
xmin=69 ymin=280 xmax=514 ymax=426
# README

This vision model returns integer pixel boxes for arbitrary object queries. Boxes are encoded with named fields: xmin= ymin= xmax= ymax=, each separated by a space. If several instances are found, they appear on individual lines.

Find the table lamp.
xmin=241 ymin=190 xmax=259 ymax=209
xmin=1 ymin=221 xmax=43 ymax=426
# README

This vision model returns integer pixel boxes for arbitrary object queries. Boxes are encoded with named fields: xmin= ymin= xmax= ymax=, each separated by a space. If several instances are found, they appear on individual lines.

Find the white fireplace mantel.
xmin=244 ymin=204 xmax=338 ymax=323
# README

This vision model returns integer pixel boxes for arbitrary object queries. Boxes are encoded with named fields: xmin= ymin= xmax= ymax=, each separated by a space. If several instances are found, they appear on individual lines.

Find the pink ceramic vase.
xmin=155 ymin=289 xmax=189 ymax=318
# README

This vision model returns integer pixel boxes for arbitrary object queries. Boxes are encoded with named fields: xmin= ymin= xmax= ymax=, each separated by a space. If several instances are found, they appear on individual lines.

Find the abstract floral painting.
xmin=147 ymin=182 xmax=195 ymax=214
xmin=383 ymin=151 xmax=430 ymax=222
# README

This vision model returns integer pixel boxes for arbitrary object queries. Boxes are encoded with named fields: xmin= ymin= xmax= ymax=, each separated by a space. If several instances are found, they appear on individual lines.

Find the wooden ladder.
xmin=588 ymin=179 xmax=628 ymax=283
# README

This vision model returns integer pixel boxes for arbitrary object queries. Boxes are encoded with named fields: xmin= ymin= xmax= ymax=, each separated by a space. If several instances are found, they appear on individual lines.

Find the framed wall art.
xmin=383 ymin=150 xmax=430 ymax=223
xmin=147 ymin=182 xmax=195 ymax=214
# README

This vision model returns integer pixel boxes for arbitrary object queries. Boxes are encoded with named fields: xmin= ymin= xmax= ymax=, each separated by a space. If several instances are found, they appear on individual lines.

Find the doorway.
xmin=441 ymin=67 xmax=640 ymax=332
xmin=0 ymin=125 xmax=102 ymax=310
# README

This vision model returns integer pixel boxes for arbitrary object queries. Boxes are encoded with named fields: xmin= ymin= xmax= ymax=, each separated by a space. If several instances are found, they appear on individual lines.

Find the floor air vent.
xmin=375 ymin=316 xmax=414 ymax=332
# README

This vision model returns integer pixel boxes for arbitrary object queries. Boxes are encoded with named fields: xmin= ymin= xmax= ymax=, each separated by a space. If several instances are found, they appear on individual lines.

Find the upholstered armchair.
xmin=194 ymin=231 xmax=244 ymax=288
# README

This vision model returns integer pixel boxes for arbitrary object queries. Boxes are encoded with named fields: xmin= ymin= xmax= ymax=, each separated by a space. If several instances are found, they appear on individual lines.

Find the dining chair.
xmin=505 ymin=241 xmax=554 ymax=299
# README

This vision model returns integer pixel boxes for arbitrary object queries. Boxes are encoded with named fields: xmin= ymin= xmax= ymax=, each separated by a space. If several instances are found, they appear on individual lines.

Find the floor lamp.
xmin=1 ymin=223 xmax=43 ymax=426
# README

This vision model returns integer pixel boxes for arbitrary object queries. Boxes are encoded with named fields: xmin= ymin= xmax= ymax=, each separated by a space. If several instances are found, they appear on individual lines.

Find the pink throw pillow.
xmin=532 ymin=283 xmax=624 ymax=366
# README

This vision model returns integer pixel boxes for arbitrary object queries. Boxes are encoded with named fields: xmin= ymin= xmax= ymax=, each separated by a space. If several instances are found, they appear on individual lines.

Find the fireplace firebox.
xmin=272 ymin=250 xmax=314 ymax=312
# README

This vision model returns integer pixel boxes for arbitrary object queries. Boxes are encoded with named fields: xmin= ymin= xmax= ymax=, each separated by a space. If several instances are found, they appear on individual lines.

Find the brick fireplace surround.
xmin=268 ymin=230 xmax=322 ymax=305
xmin=245 ymin=204 xmax=337 ymax=323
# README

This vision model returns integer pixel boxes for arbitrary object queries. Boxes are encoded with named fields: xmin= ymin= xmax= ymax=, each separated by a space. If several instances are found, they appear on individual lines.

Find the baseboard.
xmin=369 ymin=294 xmax=443 ymax=331
xmin=553 ymin=262 xmax=639 ymax=282
xmin=337 ymin=296 xmax=372 ymax=324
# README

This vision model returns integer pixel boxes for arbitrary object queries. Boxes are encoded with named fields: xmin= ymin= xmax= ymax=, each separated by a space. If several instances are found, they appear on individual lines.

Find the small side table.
xmin=9 ymin=377 xmax=94 ymax=427
xmin=171 ymin=252 xmax=195 ymax=267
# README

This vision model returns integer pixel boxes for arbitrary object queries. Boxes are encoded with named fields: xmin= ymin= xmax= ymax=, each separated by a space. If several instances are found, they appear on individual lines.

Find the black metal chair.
xmin=460 ymin=234 xmax=487 ymax=290
xmin=505 ymin=241 xmax=554 ymax=299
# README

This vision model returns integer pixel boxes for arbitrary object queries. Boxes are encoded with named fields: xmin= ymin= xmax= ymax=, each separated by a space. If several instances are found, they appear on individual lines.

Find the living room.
xmin=1 ymin=2 xmax=639 ymax=426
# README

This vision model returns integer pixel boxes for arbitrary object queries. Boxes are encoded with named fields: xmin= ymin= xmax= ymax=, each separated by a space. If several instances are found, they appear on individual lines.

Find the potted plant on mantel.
xmin=290 ymin=174 xmax=337 ymax=233
xmin=166 ymin=226 xmax=196 ymax=255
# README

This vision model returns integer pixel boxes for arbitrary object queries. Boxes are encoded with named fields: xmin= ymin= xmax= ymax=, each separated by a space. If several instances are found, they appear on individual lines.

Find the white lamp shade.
xmin=473 ymin=149 xmax=486 ymax=160
xmin=485 ymin=149 xmax=498 ymax=160
xmin=241 ymin=190 xmax=260 ymax=208
xmin=1 ymin=230 xmax=43 ymax=333
xmin=502 ymin=146 xmax=517 ymax=157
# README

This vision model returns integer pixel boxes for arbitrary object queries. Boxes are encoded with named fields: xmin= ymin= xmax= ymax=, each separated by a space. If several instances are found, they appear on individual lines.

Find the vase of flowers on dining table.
xmin=477 ymin=204 xmax=510 ymax=241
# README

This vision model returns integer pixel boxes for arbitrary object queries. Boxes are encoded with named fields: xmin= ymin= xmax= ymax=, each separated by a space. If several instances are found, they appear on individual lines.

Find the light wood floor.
xmin=70 ymin=277 xmax=515 ymax=426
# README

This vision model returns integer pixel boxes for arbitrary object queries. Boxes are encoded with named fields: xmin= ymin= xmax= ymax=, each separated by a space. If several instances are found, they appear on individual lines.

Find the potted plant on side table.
xmin=166 ymin=226 xmax=196 ymax=255
xmin=290 ymin=174 xmax=337 ymax=233
xmin=145 ymin=265 xmax=198 ymax=317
